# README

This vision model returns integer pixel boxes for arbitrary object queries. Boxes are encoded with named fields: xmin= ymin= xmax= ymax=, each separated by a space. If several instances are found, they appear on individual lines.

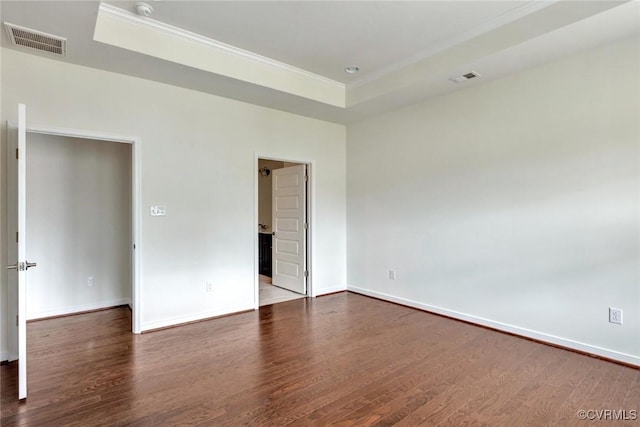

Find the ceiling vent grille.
xmin=4 ymin=22 xmax=66 ymax=56
xmin=449 ymin=71 xmax=480 ymax=84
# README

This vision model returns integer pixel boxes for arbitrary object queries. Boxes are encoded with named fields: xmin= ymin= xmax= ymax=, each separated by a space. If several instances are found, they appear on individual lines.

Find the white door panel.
xmin=272 ymin=165 xmax=306 ymax=294
xmin=18 ymin=104 xmax=28 ymax=401
xmin=6 ymin=104 xmax=30 ymax=400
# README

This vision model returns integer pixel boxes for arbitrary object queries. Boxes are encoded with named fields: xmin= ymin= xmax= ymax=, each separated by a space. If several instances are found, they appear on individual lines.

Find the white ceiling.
xmin=1 ymin=1 xmax=639 ymax=124
xmin=105 ymin=0 xmax=531 ymax=84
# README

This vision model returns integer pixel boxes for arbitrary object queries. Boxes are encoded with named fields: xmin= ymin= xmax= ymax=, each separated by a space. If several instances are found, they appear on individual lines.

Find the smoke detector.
xmin=449 ymin=71 xmax=480 ymax=84
xmin=135 ymin=2 xmax=154 ymax=17
xmin=4 ymin=22 xmax=66 ymax=56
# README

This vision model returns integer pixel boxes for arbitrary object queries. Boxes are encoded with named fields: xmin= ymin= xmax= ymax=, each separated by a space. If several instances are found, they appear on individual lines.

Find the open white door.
xmin=272 ymin=164 xmax=307 ymax=294
xmin=7 ymin=104 xmax=34 ymax=400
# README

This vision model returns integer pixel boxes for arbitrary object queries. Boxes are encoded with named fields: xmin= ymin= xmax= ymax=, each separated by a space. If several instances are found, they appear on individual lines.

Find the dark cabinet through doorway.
xmin=259 ymin=233 xmax=272 ymax=277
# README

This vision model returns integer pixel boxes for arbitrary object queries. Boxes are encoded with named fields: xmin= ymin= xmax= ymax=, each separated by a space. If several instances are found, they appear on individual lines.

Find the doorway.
xmin=26 ymin=133 xmax=133 ymax=320
xmin=5 ymin=106 xmax=141 ymax=400
xmin=256 ymin=158 xmax=310 ymax=306
xmin=7 ymin=123 xmax=141 ymax=367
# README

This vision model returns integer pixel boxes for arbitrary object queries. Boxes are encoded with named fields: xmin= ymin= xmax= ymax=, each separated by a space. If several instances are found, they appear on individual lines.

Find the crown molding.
xmin=349 ymin=0 xmax=558 ymax=89
xmin=98 ymin=3 xmax=345 ymax=91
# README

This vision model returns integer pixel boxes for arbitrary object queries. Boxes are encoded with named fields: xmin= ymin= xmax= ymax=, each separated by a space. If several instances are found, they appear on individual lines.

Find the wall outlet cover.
xmin=609 ymin=307 xmax=623 ymax=325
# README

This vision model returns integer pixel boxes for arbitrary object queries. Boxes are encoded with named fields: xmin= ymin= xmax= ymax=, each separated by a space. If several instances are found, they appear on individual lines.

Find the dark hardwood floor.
xmin=1 ymin=293 xmax=638 ymax=426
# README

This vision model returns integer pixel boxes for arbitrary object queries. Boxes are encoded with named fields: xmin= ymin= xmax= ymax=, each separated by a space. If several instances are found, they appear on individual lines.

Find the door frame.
xmin=6 ymin=124 xmax=142 ymax=350
xmin=254 ymin=154 xmax=315 ymax=309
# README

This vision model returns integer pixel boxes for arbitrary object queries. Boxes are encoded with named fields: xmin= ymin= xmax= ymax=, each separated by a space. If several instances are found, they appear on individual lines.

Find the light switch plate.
xmin=150 ymin=206 xmax=167 ymax=216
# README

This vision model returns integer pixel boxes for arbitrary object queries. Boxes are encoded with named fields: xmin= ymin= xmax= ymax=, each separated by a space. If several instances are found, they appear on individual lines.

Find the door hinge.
xmin=304 ymin=222 xmax=308 ymax=230
xmin=16 ymin=315 xmax=18 ymax=326
xmin=16 ymin=232 xmax=19 ymax=243
xmin=304 ymin=174 xmax=309 ymax=182
xmin=304 ymin=270 xmax=309 ymax=278
xmin=16 ymin=148 xmax=19 ymax=160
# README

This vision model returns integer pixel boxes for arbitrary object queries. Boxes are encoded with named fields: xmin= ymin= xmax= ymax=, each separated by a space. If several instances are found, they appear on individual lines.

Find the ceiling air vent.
xmin=449 ymin=71 xmax=480 ymax=84
xmin=4 ymin=22 xmax=66 ymax=56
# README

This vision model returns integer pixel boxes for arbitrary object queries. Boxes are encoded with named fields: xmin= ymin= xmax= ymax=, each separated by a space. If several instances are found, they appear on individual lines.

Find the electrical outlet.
xmin=87 ymin=276 xmax=94 ymax=287
xmin=206 ymin=282 xmax=214 ymax=293
xmin=389 ymin=270 xmax=396 ymax=280
xmin=609 ymin=307 xmax=623 ymax=325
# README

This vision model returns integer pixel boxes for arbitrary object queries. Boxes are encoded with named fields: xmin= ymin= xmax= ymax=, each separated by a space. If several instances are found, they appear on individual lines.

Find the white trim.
xmin=26 ymin=299 xmax=132 ymax=321
xmin=314 ymin=285 xmax=347 ymax=296
xmin=254 ymin=156 xmax=260 ymax=310
xmin=25 ymin=125 xmax=143 ymax=334
xmin=131 ymin=132 xmax=142 ymax=334
xmin=28 ymin=126 xmax=136 ymax=144
xmin=140 ymin=305 xmax=253 ymax=332
xmin=98 ymin=3 xmax=344 ymax=91
xmin=347 ymin=285 xmax=640 ymax=367
xmin=349 ymin=0 xmax=557 ymax=89
xmin=254 ymin=154 xmax=316 ymax=305
xmin=306 ymin=162 xmax=315 ymax=298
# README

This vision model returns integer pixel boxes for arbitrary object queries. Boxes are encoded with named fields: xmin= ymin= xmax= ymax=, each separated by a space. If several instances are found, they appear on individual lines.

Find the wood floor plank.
xmin=279 ymin=313 xmax=473 ymax=425
xmin=1 ymin=292 xmax=637 ymax=426
xmin=431 ymin=345 xmax=551 ymax=425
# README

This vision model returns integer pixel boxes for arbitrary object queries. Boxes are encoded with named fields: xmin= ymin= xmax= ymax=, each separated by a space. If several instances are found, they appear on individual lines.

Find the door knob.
xmin=7 ymin=262 xmax=25 ymax=271
xmin=6 ymin=261 xmax=36 ymax=271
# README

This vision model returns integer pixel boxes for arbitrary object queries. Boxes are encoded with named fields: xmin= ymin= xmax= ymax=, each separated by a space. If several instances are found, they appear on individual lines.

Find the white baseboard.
xmin=313 ymin=284 xmax=347 ymax=297
xmin=141 ymin=304 xmax=254 ymax=332
xmin=27 ymin=299 xmax=132 ymax=321
xmin=1 ymin=351 xmax=16 ymax=362
xmin=347 ymin=285 xmax=640 ymax=367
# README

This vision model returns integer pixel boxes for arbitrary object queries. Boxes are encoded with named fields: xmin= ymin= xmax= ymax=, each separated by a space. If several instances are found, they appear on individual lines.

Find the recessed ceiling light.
xmin=345 ymin=66 xmax=360 ymax=74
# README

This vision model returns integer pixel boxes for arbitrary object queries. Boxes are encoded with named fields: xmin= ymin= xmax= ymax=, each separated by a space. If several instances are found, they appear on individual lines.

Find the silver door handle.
xmin=6 ymin=261 xmax=36 ymax=271
xmin=7 ymin=261 xmax=25 ymax=271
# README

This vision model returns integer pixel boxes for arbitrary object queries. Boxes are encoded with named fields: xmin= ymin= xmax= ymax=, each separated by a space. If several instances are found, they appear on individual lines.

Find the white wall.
xmin=347 ymin=36 xmax=640 ymax=365
xmin=258 ymin=159 xmax=284 ymax=232
xmin=1 ymin=47 xmax=346 ymax=352
xmin=26 ymin=134 xmax=131 ymax=319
